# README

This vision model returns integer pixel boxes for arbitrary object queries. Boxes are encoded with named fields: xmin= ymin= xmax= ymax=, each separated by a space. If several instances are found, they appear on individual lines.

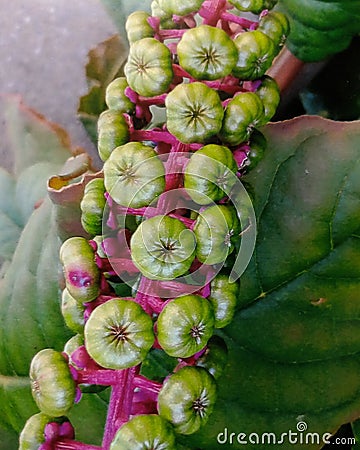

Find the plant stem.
xmin=54 ymin=441 xmax=101 ymax=450
xmin=133 ymin=374 xmax=162 ymax=394
xmin=101 ymin=368 xmax=136 ymax=450
xmin=267 ymin=46 xmax=305 ymax=93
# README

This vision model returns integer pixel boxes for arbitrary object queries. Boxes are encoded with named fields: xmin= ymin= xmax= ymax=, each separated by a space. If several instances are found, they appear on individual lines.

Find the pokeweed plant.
xmin=0 ymin=1 xmax=358 ymax=450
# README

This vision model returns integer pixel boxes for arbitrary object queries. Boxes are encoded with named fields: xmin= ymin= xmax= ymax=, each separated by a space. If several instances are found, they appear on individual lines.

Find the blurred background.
xmin=0 ymin=0 xmax=118 ymax=170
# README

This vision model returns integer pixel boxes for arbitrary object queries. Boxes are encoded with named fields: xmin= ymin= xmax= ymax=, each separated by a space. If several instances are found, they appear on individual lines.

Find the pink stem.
xmin=77 ymin=368 xmax=119 ymax=386
xmin=168 ymin=213 xmax=195 ymax=228
xmin=131 ymin=129 xmax=177 ymax=145
xmin=157 ymin=29 xmax=188 ymax=39
xmin=102 ymin=368 xmax=136 ymax=450
xmin=220 ymin=12 xmax=258 ymax=29
xmin=53 ymin=441 xmax=101 ymax=450
xmin=146 ymin=295 xmax=166 ymax=314
xmin=133 ymin=375 xmax=163 ymax=394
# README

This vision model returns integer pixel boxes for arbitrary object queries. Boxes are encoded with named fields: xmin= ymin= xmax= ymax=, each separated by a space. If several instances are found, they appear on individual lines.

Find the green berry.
xmin=80 ymin=178 xmax=106 ymax=237
xmin=158 ymin=0 xmax=205 ymax=16
xmin=110 ymin=414 xmax=176 ymax=450
xmin=130 ymin=215 xmax=196 ymax=280
xmin=208 ymin=274 xmax=239 ymax=328
xmin=61 ymin=288 xmax=85 ymax=334
xmin=258 ymin=10 xmax=290 ymax=52
xmin=229 ymin=0 xmax=277 ymax=14
xmin=105 ymin=77 xmax=135 ymax=113
xmin=220 ymin=91 xmax=264 ymax=146
xmin=158 ymin=366 xmax=217 ymax=435
xmin=244 ymin=129 xmax=267 ymax=171
xmin=193 ymin=204 xmax=241 ymax=265
xmin=124 ymin=38 xmax=173 ymax=97
xmin=233 ymin=30 xmax=276 ymax=80
xmin=255 ymin=75 xmax=280 ymax=125
xmin=60 ymin=237 xmax=100 ymax=304
xmin=125 ymin=11 xmax=155 ymax=45
xmin=19 ymin=413 xmax=52 ymax=450
xmin=84 ymin=298 xmax=155 ymax=369
xmin=196 ymin=335 xmax=228 ymax=379
xmin=151 ymin=0 xmax=176 ymax=29
xmin=165 ymin=82 xmax=224 ymax=143
xmin=177 ymin=25 xmax=238 ymax=81
xmin=97 ymin=109 xmax=130 ymax=161
xmin=30 ymin=349 xmax=76 ymax=417
xmin=184 ymin=144 xmax=238 ymax=205
xmin=103 ymin=142 xmax=165 ymax=209
xmin=157 ymin=294 xmax=215 ymax=358
xmin=63 ymin=334 xmax=84 ymax=357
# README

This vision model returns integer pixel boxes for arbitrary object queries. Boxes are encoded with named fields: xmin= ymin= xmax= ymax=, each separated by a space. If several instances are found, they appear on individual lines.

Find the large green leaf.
xmin=0 ymin=96 xmax=75 ymax=262
xmin=0 ymin=99 xmax=98 ymax=441
xmin=278 ymin=0 xmax=360 ymax=61
xmin=0 ymin=199 xmax=70 ymax=432
xmin=0 ymin=168 xmax=21 ymax=261
xmin=187 ymin=117 xmax=360 ymax=449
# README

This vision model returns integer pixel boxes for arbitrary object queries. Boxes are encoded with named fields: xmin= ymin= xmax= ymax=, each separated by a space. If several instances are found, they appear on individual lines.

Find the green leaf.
xmin=0 ymin=96 xmax=76 ymax=262
xmin=0 ymin=426 xmax=19 ymax=450
xmin=352 ymin=420 xmax=360 ymax=448
xmin=0 ymin=200 xmax=70 ymax=376
xmin=278 ymin=0 xmax=360 ymax=61
xmin=0 ymin=168 xmax=21 ymax=261
xmin=78 ymin=35 xmax=127 ymax=143
xmin=186 ymin=117 xmax=360 ymax=449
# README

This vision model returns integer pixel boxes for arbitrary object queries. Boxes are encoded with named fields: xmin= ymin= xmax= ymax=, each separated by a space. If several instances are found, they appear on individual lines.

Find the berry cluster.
xmin=20 ymin=1 xmax=288 ymax=449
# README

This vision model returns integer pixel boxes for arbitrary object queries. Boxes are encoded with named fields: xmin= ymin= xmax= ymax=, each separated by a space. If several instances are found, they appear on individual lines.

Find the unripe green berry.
xmin=103 ymin=142 xmax=166 ymax=209
xmin=184 ymin=144 xmax=238 ymax=204
xmin=19 ymin=413 xmax=53 ymax=450
xmin=80 ymin=178 xmax=106 ymax=237
xmin=177 ymin=25 xmax=238 ymax=81
xmin=105 ymin=77 xmax=135 ymax=113
xmin=130 ymin=215 xmax=196 ymax=280
xmin=255 ymin=75 xmax=280 ymax=125
xmin=30 ymin=349 xmax=76 ymax=417
xmin=157 ymin=294 xmax=215 ymax=358
xmin=196 ymin=335 xmax=228 ymax=379
xmin=60 ymin=236 xmax=100 ymax=304
xmin=233 ymin=30 xmax=276 ymax=80
xmin=194 ymin=204 xmax=241 ymax=265
xmin=258 ymin=10 xmax=290 ymax=52
xmin=151 ymin=0 xmax=176 ymax=29
xmin=61 ymin=288 xmax=85 ymax=334
xmin=208 ymin=274 xmax=239 ymax=328
xmin=166 ymin=82 xmax=224 ymax=143
xmin=158 ymin=366 xmax=217 ymax=435
xmin=220 ymin=91 xmax=264 ymax=146
xmin=110 ymin=414 xmax=176 ymax=450
xmin=97 ymin=109 xmax=130 ymax=161
xmin=244 ymin=129 xmax=267 ymax=171
xmin=125 ymin=11 xmax=155 ymax=45
xmin=158 ymin=0 xmax=205 ymax=16
xmin=84 ymin=298 xmax=155 ymax=369
xmin=229 ymin=0 xmax=277 ymax=14
xmin=125 ymin=38 xmax=173 ymax=97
